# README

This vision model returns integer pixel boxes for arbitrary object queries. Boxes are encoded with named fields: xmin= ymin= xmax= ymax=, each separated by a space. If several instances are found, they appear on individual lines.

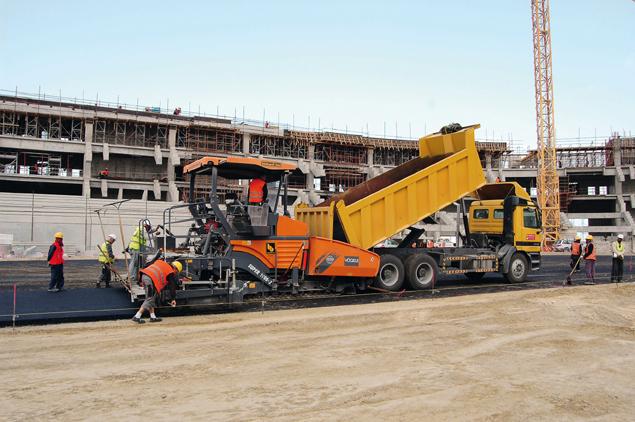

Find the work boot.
xmin=47 ymin=288 xmax=58 ymax=292
xmin=105 ymin=283 xmax=111 ymax=288
xmin=149 ymin=317 xmax=162 ymax=323
xmin=131 ymin=317 xmax=145 ymax=324
xmin=95 ymin=282 xmax=101 ymax=288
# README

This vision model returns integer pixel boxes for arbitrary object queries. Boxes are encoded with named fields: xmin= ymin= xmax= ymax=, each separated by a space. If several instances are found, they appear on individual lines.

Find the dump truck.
xmin=295 ymin=124 xmax=541 ymax=290
xmin=156 ymin=124 xmax=541 ymax=304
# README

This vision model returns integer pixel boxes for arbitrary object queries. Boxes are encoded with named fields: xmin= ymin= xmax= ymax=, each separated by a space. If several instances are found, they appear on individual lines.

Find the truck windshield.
xmin=523 ymin=207 xmax=540 ymax=228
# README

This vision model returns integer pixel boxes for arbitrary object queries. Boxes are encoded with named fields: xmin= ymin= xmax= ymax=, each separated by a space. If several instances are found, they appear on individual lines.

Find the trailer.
xmin=157 ymin=124 xmax=541 ymax=305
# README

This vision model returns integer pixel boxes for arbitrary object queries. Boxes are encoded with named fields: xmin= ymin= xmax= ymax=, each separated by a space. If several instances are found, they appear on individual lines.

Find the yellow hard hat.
xmin=172 ymin=261 xmax=183 ymax=273
xmin=586 ymin=234 xmax=593 ymax=241
xmin=54 ymin=232 xmax=64 ymax=239
xmin=574 ymin=235 xmax=581 ymax=240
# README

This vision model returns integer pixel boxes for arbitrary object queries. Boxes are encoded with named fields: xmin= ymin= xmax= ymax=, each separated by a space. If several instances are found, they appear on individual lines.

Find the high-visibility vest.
xmin=585 ymin=243 xmax=596 ymax=261
xmin=571 ymin=242 xmax=581 ymax=256
xmin=615 ymin=242 xmax=625 ymax=253
xmin=128 ymin=227 xmax=146 ymax=251
xmin=248 ymin=178 xmax=266 ymax=203
xmin=140 ymin=260 xmax=175 ymax=293
xmin=98 ymin=242 xmax=114 ymax=264
xmin=49 ymin=242 xmax=64 ymax=265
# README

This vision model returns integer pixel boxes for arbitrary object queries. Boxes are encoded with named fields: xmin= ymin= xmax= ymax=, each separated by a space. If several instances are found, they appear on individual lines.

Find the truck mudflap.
xmin=306 ymin=237 xmax=379 ymax=278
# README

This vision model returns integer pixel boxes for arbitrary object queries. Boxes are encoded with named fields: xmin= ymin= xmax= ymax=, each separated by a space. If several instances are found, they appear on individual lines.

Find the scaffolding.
xmin=0 ymin=110 xmax=84 ymax=141
xmin=93 ymin=119 xmax=168 ymax=148
xmin=180 ymin=126 xmax=241 ymax=155
xmin=250 ymin=135 xmax=308 ymax=159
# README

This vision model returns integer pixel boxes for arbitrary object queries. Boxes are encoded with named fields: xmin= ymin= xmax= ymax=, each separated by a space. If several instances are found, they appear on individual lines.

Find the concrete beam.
xmin=566 ymin=212 xmax=623 ymax=219
xmin=0 ymin=174 xmax=83 ymax=184
xmin=0 ymin=135 xmax=84 ymax=154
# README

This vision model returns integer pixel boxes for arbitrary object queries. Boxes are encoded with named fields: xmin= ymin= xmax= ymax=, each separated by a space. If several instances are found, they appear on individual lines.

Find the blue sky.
xmin=1 ymin=1 xmax=633 ymax=148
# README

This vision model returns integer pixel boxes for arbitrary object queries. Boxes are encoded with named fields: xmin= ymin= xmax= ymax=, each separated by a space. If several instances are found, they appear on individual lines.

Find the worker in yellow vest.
xmin=611 ymin=234 xmax=626 ymax=283
xmin=126 ymin=219 xmax=153 ymax=283
xmin=131 ymin=259 xmax=182 ymax=323
xmin=97 ymin=234 xmax=117 ymax=288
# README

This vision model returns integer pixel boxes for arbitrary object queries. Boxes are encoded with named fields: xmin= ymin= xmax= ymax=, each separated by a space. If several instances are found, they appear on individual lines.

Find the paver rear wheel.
xmin=504 ymin=253 xmax=529 ymax=283
xmin=374 ymin=254 xmax=405 ymax=291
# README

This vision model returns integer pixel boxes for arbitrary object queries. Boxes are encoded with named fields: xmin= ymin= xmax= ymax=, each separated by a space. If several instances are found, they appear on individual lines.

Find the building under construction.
xmin=0 ymin=90 xmax=633 ymax=254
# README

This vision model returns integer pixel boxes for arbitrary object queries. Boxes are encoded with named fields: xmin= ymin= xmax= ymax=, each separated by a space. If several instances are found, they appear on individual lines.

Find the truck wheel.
xmin=504 ymin=253 xmax=529 ymax=283
xmin=375 ymin=254 xmax=405 ymax=291
xmin=465 ymin=272 xmax=485 ymax=282
xmin=405 ymin=254 xmax=437 ymax=290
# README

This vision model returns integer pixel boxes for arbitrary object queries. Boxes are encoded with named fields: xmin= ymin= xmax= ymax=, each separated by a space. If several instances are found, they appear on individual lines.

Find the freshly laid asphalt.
xmin=0 ymin=254 xmax=631 ymax=325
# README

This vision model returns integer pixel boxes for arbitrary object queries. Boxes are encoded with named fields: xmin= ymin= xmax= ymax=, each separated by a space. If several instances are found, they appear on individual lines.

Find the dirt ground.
xmin=2 ymin=284 xmax=635 ymax=421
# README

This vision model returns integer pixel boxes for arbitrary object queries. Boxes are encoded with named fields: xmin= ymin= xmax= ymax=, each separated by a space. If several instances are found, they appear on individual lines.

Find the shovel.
xmin=564 ymin=255 xmax=583 ymax=286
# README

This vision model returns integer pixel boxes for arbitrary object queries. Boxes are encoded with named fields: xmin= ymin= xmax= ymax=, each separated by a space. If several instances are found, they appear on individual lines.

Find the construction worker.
xmin=611 ymin=234 xmax=626 ymax=283
xmin=131 ymin=259 xmax=182 ymax=323
xmin=98 ymin=167 xmax=109 ymax=179
xmin=248 ymin=176 xmax=268 ymax=205
xmin=570 ymin=235 xmax=582 ymax=271
xmin=47 ymin=232 xmax=65 ymax=292
xmin=583 ymin=234 xmax=596 ymax=285
xmin=127 ymin=219 xmax=154 ymax=283
xmin=97 ymin=234 xmax=117 ymax=288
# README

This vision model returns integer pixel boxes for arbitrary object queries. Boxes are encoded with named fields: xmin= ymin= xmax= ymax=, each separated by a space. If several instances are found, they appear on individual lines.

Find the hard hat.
xmin=575 ymin=235 xmax=581 ymax=240
xmin=108 ymin=234 xmax=117 ymax=241
xmin=172 ymin=261 xmax=183 ymax=273
xmin=618 ymin=234 xmax=624 ymax=240
xmin=586 ymin=234 xmax=593 ymax=240
xmin=142 ymin=219 xmax=152 ymax=228
xmin=54 ymin=232 xmax=64 ymax=239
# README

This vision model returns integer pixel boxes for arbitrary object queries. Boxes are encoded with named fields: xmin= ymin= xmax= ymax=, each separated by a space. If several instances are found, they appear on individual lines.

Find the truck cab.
xmin=469 ymin=182 xmax=542 ymax=273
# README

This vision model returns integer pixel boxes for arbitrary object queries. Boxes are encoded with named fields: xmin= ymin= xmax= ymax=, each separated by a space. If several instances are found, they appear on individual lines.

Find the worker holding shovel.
xmin=97 ymin=234 xmax=117 ymax=288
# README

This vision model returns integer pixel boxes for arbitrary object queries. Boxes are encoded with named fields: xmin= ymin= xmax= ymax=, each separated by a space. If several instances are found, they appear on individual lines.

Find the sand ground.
xmin=2 ymin=283 xmax=635 ymax=421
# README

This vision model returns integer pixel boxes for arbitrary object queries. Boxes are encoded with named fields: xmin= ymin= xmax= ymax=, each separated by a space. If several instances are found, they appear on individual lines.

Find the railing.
xmin=0 ymin=164 xmax=82 ymax=177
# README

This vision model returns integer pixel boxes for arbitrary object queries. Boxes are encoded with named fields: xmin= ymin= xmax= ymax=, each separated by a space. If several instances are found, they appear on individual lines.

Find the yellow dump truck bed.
xmin=296 ymin=125 xmax=486 ymax=250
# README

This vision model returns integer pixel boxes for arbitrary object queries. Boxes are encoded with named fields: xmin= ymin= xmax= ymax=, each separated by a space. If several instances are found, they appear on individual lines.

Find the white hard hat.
xmin=618 ymin=234 xmax=624 ymax=240
xmin=108 ymin=234 xmax=117 ymax=240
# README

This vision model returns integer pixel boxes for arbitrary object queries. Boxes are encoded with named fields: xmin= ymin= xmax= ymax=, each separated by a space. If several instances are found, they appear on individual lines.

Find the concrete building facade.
xmin=0 ymin=93 xmax=633 ymax=254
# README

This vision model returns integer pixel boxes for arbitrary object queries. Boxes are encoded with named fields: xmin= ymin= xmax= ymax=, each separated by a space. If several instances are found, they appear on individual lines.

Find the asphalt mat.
xmin=0 ymin=255 xmax=631 ymax=325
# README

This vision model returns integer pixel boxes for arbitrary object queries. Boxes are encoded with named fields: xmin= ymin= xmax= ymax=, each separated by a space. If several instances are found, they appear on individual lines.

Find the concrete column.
xmin=484 ymin=153 xmax=495 ymax=182
xmin=242 ymin=133 xmax=251 ymax=155
xmin=103 ymin=143 xmax=110 ymax=161
xmin=83 ymin=122 xmax=93 ymax=198
xmin=167 ymin=127 xmax=179 ymax=202
xmin=154 ymin=144 xmax=162 ymax=165
xmin=366 ymin=148 xmax=374 ymax=181
xmin=306 ymin=144 xmax=316 ymax=190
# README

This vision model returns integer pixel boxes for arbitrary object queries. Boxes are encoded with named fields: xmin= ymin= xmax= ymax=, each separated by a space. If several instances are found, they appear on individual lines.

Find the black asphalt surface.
xmin=0 ymin=254 xmax=632 ymax=325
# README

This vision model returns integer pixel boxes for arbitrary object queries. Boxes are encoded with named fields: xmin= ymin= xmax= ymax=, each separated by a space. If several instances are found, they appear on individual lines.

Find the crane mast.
xmin=531 ymin=0 xmax=560 ymax=247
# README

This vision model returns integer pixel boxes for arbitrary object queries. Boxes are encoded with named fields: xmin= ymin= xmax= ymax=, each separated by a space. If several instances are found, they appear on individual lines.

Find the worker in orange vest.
xmin=132 ymin=259 xmax=182 ymax=323
xmin=47 ymin=232 xmax=65 ymax=292
xmin=583 ymin=235 xmax=596 ymax=284
xmin=248 ymin=176 xmax=268 ymax=205
xmin=570 ymin=235 xmax=582 ymax=272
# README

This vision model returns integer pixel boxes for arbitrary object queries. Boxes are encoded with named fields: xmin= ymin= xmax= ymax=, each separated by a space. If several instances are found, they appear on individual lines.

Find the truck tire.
xmin=465 ymin=272 xmax=485 ymax=282
xmin=504 ymin=253 xmax=529 ymax=283
xmin=375 ymin=254 xmax=405 ymax=291
xmin=405 ymin=254 xmax=437 ymax=290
